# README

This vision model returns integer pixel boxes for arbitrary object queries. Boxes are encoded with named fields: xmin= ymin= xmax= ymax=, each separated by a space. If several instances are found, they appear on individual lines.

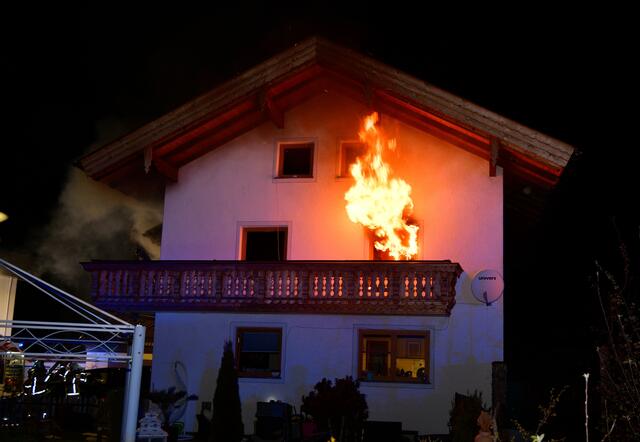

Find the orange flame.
xmin=344 ymin=112 xmax=419 ymax=260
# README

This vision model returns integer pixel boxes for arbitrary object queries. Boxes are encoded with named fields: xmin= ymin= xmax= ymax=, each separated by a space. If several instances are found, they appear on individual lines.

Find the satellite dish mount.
xmin=471 ymin=270 xmax=504 ymax=306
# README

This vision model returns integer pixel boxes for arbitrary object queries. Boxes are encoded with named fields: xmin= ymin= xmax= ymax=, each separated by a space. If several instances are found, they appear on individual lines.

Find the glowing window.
xmin=236 ymin=327 xmax=283 ymax=378
xmin=358 ymin=330 xmax=430 ymax=383
xmin=369 ymin=220 xmax=421 ymax=261
xmin=339 ymin=141 xmax=366 ymax=177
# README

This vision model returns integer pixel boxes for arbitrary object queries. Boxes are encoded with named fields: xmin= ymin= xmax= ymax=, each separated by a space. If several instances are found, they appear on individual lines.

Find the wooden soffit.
xmin=78 ymin=37 xmax=574 ymax=190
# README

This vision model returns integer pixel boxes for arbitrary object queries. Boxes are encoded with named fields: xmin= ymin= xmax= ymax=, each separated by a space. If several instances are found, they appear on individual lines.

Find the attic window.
xmin=339 ymin=141 xmax=366 ymax=177
xmin=276 ymin=141 xmax=314 ymax=178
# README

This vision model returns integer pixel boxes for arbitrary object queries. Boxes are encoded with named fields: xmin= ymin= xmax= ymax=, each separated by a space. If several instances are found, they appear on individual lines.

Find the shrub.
xmin=448 ymin=390 xmax=486 ymax=442
xmin=512 ymin=386 xmax=567 ymax=442
xmin=210 ymin=340 xmax=243 ymax=442
xmin=301 ymin=376 xmax=368 ymax=442
xmin=595 ymin=239 xmax=640 ymax=440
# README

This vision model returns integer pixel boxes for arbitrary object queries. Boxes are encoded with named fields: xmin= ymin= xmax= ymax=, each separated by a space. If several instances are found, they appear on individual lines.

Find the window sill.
xmin=238 ymin=371 xmax=281 ymax=379
xmin=272 ymin=176 xmax=316 ymax=183
xmin=238 ymin=376 xmax=285 ymax=384
xmin=358 ymin=379 xmax=434 ymax=390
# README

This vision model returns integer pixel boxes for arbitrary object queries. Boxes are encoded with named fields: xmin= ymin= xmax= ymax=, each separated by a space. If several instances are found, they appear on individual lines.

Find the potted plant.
xmin=146 ymin=387 xmax=198 ymax=441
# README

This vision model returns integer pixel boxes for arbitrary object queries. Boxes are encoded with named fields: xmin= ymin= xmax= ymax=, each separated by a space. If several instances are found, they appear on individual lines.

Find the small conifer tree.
xmin=210 ymin=340 xmax=243 ymax=442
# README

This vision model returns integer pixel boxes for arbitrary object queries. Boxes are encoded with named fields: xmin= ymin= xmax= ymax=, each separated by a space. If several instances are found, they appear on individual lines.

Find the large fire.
xmin=344 ymin=112 xmax=419 ymax=260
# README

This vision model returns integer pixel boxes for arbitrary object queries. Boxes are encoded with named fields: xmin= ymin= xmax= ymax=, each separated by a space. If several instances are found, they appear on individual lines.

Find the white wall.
xmin=0 ymin=272 xmax=17 ymax=337
xmin=155 ymin=91 xmax=503 ymax=434
xmin=161 ymin=91 xmax=503 ymax=269
xmin=153 ymin=308 xmax=500 ymax=435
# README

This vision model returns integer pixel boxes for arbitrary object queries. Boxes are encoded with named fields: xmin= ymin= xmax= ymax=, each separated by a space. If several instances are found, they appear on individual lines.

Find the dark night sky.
xmin=0 ymin=5 xmax=637 ymax=435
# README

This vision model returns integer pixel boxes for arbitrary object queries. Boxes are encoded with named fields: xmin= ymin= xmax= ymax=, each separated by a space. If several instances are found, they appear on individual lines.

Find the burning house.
xmin=78 ymin=38 xmax=574 ymax=434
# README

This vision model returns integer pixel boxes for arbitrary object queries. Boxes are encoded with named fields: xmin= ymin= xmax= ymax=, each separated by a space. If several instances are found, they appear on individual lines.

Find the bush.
xmin=512 ymin=386 xmax=566 ymax=442
xmin=210 ymin=341 xmax=243 ymax=442
xmin=301 ymin=376 xmax=368 ymax=442
xmin=448 ymin=390 xmax=486 ymax=442
xmin=595 ymin=241 xmax=640 ymax=440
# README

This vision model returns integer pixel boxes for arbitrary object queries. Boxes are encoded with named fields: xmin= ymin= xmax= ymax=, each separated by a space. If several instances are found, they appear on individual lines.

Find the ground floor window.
xmin=358 ymin=329 xmax=430 ymax=383
xmin=236 ymin=327 xmax=282 ymax=378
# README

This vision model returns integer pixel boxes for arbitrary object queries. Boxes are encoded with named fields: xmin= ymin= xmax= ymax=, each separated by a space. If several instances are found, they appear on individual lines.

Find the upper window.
xmin=339 ymin=141 xmax=366 ymax=178
xmin=241 ymin=226 xmax=287 ymax=261
xmin=236 ymin=327 xmax=283 ymax=378
xmin=276 ymin=141 xmax=314 ymax=178
xmin=358 ymin=329 xmax=430 ymax=383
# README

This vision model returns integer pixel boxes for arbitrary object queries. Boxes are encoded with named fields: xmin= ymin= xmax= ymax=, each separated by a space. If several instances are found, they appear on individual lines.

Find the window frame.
xmin=235 ymin=327 xmax=283 ymax=379
xmin=275 ymin=140 xmax=316 ymax=179
xmin=337 ymin=140 xmax=367 ymax=178
xmin=357 ymin=329 xmax=430 ymax=384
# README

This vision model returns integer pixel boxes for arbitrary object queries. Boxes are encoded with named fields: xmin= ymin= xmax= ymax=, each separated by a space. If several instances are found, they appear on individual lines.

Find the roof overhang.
xmin=78 ymin=37 xmax=575 ymax=191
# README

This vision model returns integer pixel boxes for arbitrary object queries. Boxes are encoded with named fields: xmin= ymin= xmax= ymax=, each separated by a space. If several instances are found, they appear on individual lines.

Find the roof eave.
xmin=78 ymin=37 xmax=575 ymax=189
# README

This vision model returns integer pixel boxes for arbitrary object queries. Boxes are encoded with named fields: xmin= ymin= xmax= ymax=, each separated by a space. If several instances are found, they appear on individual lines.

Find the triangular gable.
xmin=79 ymin=37 xmax=574 ymax=189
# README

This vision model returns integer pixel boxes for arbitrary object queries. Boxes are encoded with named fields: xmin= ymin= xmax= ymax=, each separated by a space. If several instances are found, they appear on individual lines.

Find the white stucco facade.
xmin=153 ymin=91 xmax=503 ymax=434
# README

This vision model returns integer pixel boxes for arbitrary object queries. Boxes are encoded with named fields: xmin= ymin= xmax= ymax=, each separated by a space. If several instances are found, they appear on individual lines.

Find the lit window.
xmin=339 ymin=141 xmax=366 ymax=177
xmin=276 ymin=141 xmax=314 ymax=178
xmin=358 ymin=330 xmax=429 ymax=383
xmin=236 ymin=328 xmax=283 ymax=378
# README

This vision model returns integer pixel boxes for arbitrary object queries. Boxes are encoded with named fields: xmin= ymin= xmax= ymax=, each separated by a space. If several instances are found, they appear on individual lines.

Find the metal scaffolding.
xmin=0 ymin=258 xmax=145 ymax=442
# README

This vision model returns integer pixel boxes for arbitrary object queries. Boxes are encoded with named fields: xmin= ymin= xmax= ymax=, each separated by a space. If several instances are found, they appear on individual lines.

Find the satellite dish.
xmin=471 ymin=270 xmax=504 ymax=305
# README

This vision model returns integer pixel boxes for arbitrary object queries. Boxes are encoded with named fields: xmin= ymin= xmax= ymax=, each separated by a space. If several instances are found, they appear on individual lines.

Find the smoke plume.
xmin=32 ymin=118 xmax=163 ymax=297
xmin=35 ymin=168 xmax=162 ymax=290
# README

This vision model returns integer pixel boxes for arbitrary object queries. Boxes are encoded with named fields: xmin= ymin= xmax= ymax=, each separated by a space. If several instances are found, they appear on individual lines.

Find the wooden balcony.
xmin=81 ymin=260 xmax=463 ymax=316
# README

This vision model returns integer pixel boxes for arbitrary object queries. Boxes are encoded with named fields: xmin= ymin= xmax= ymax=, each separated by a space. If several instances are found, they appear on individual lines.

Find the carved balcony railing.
xmin=82 ymin=260 xmax=463 ymax=316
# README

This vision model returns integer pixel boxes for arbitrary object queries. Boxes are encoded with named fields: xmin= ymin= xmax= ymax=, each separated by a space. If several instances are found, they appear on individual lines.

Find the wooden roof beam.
xmin=153 ymin=99 xmax=257 ymax=158
xmin=168 ymin=110 xmax=267 ymax=166
xmin=490 ymin=138 xmax=501 ymax=177
xmin=271 ymin=77 xmax=326 ymax=111
xmin=315 ymin=69 xmax=493 ymax=160
xmin=498 ymin=148 xmax=560 ymax=188
xmin=259 ymin=90 xmax=284 ymax=129
xmin=152 ymin=157 xmax=178 ymax=183
xmin=77 ymin=38 xmax=574 ymax=185
xmin=373 ymin=93 xmax=491 ymax=159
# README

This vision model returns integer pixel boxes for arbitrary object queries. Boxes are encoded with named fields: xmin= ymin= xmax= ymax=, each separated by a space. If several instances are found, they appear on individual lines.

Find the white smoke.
xmin=34 ymin=168 xmax=162 ymax=290
xmin=33 ymin=118 xmax=163 ymax=294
